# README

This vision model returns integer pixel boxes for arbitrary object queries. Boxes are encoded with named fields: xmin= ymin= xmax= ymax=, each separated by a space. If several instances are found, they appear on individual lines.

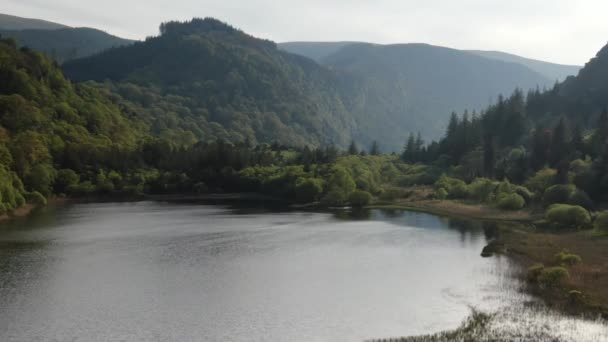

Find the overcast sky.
xmin=5 ymin=0 xmax=608 ymax=65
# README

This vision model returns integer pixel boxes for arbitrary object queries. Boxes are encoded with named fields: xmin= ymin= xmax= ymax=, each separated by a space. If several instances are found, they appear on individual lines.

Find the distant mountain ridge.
xmin=279 ymin=42 xmax=581 ymax=83
xmin=0 ymin=13 xmax=68 ymax=30
xmin=0 ymin=27 xmax=134 ymax=63
xmin=322 ymin=42 xmax=553 ymax=148
xmin=466 ymin=50 xmax=581 ymax=82
xmin=0 ymin=13 xmax=134 ymax=62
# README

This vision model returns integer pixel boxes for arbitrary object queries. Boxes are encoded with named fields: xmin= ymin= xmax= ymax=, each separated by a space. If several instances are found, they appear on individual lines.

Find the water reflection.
xmin=0 ymin=202 xmax=603 ymax=341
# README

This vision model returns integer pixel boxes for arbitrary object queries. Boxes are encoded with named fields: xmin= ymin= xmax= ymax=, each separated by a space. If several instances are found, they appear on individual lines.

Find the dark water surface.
xmin=0 ymin=202 xmax=605 ymax=341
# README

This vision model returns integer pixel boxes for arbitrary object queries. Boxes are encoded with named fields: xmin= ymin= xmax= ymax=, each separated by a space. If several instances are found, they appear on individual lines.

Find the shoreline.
xmin=369 ymin=199 xmax=540 ymax=223
xmin=3 ymin=194 xmax=607 ymax=318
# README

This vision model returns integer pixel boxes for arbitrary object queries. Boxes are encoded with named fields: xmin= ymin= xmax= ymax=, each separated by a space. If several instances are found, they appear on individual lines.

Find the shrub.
xmin=496 ymin=193 xmax=525 ymax=210
xmin=54 ymin=169 xmax=79 ymax=194
xmin=25 ymin=191 xmax=47 ymax=206
xmin=543 ymin=184 xmax=575 ymax=207
xmin=349 ymin=190 xmax=372 ymax=207
xmin=568 ymin=189 xmax=594 ymax=210
xmin=436 ymin=188 xmax=448 ymax=200
xmin=594 ymin=211 xmax=608 ymax=232
xmin=321 ymin=189 xmax=348 ymax=207
xmin=555 ymin=251 xmax=582 ymax=266
xmin=525 ymin=168 xmax=557 ymax=193
xmin=545 ymin=204 xmax=592 ymax=230
xmin=294 ymin=178 xmax=324 ymax=203
xmin=538 ymin=266 xmax=569 ymax=288
xmin=514 ymin=186 xmax=533 ymax=204
xmin=435 ymin=175 xmax=467 ymax=197
xmin=449 ymin=182 xmax=469 ymax=199
xmin=527 ymin=263 xmax=545 ymax=282
xmin=467 ymin=178 xmax=496 ymax=202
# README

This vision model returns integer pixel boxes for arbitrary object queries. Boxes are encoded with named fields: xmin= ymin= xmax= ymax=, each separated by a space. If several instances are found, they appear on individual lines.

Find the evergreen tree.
xmin=370 ymin=141 xmax=380 ymax=156
xmin=347 ymin=140 xmax=358 ymax=155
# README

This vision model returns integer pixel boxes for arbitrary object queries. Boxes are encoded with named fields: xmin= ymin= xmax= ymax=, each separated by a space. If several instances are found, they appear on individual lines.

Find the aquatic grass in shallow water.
xmin=372 ymin=305 xmax=608 ymax=342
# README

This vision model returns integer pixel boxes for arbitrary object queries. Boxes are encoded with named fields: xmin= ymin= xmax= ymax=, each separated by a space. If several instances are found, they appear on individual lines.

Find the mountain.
xmin=64 ymin=18 xmax=356 ymax=148
xmin=322 ymin=43 xmax=552 ymax=149
xmin=278 ymin=41 xmax=357 ymax=62
xmin=467 ymin=50 xmax=581 ymax=82
xmin=0 ymin=13 xmax=68 ymax=30
xmin=0 ymin=27 xmax=135 ymax=63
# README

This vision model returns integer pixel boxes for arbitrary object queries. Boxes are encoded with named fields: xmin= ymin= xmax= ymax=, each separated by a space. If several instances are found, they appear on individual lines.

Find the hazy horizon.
xmin=4 ymin=0 xmax=608 ymax=65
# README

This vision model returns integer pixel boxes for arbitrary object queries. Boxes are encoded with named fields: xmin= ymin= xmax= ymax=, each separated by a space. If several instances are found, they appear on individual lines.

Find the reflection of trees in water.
xmin=331 ymin=208 xmax=373 ymax=221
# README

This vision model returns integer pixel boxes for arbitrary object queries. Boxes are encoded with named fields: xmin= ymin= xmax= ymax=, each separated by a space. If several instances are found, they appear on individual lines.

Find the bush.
xmin=525 ymin=168 xmax=557 ymax=193
xmin=496 ymin=193 xmax=525 ymax=210
xmin=538 ymin=266 xmax=569 ymax=288
xmin=527 ymin=263 xmax=545 ymax=282
xmin=568 ymin=189 xmax=594 ymax=210
xmin=555 ymin=251 xmax=582 ymax=266
xmin=294 ymin=178 xmax=324 ymax=203
xmin=514 ymin=186 xmax=533 ymax=204
xmin=349 ymin=190 xmax=372 ymax=207
xmin=435 ymin=175 xmax=468 ymax=199
xmin=321 ymin=189 xmax=348 ymax=207
xmin=436 ymin=188 xmax=448 ymax=200
xmin=25 ymin=191 xmax=47 ymax=206
xmin=545 ymin=204 xmax=592 ymax=230
xmin=594 ymin=211 xmax=608 ymax=232
xmin=467 ymin=178 xmax=496 ymax=202
xmin=543 ymin=184 xmax=575 ymax=207
xmin=54 ymin=169 xmax=79 ymax=194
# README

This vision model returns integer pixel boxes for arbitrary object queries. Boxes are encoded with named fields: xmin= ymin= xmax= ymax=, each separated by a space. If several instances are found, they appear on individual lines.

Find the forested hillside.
xmin=405 ymin=40 xmax=608 ymax=207
xmin=0 ymin=27 xmax=134 ymax=63
xmin=0 ymin=36 xmax=150 ymax=210
xmin=64 ymin=18 xmax=356 ymax=148
xmin=324 ymin=43 xmax=552 ymax=148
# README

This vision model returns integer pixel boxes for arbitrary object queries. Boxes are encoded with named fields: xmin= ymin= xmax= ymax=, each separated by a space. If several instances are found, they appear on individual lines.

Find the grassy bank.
xmin=370 ymin=199 xmax=538 ymax=223
xmin=499 ymin=226 xmax=608 ymax=317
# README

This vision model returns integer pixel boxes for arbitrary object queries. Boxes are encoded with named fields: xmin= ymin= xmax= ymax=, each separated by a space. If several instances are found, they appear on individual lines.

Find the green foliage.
xmin=594 ymin=211 xmax=608 ymax=232
xmin=435 ymin=175 xmax=468 ymax=199
xmin=294 ymin=178 xmax=323 ymax=203
xmin=538 ymin=266 xmax=570 ymax=289
xmin=54 ymin=169 xmax=79 ymax=194
xmin=467 ymin=178 xmax=496 ymax=202
xmin=349 ymin=190 xmax=372 ymax=207
xmin=436 ymin=188 xmax=448 ymax=200
xmin=545 ymin=204 xmax=592 ymax=230
xmin=25 ymin=191 xmax=47 ymax=206
xmin=63 ymin=18 xmax=355 ymax=149
xmin=542 ymin=184 xmax=575 ymax=207
xmin=527 ymin=263 xmax=545 ymax=282
xmin=554 ymin=251 xmax=582 ymax=266
xmin=525 ymin=169 xmax=557 ymax=193
xmin=496 ymin=193 xmax=525 ymax=210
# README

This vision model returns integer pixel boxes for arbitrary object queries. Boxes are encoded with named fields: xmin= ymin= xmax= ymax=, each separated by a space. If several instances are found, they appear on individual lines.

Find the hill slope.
xmin=0 ymin=13 xmax=68 ymax=30
xmin=64 ymin=18 xmax=356 ymax=148
xmin=467 ymin=50 xmax=581 ymax=82
xmin=323 ymin=43 xmax=552 ymax=149
xmin=0 ymin=27 xmax=134 ymax=63
xmin=278 ymin=41 xmax=357 ymax=62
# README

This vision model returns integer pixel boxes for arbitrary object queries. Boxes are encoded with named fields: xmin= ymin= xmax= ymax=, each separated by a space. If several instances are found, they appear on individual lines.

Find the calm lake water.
xmin=0 ymin=201 xmax=605 ymax=341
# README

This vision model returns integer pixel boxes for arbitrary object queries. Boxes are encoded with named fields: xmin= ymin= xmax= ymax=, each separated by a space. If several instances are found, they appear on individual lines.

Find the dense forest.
xmin=63 ymin=18 xmax=356 ymax=148
xmin=2 ymin=16 xmax=608 ymax=227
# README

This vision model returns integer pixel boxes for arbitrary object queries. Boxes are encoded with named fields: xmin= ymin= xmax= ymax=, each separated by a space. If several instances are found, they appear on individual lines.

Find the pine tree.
xmin=370 ymin=141 xmax=380 ymax=156
xmin=549 ymin=118 xmax=570 ymax=167
xmin=402 ymin=133 xmax=415 ymax=162
xmin=348 ymin=140 xmax=358 ymax=155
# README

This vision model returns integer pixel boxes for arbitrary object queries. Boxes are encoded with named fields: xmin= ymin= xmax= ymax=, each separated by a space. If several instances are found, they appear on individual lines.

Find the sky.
xmin=4 ymin=0 xmax=608 ymax=65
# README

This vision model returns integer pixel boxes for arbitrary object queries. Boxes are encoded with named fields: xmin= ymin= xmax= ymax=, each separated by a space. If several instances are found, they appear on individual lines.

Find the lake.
xmin=0 ymin=201 xmax=605 ymax=341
